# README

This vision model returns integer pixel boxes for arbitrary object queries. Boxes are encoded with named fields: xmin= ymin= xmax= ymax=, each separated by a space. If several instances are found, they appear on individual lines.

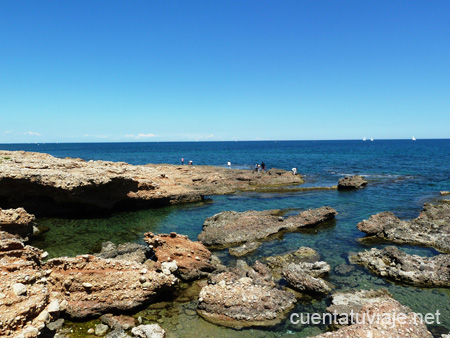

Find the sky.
xmin=1 ymin=1 xmax=449 ymax=143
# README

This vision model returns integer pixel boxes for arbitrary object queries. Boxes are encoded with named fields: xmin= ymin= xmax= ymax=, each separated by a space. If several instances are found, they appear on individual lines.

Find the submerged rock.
xmin=311 ymin=289 xmax=433 ymax=338
xmin=337 ymin=175 xmax=368 ymax=190
xmin=144 ymin=232 xmax=221 ymax=281
xmin=0 ymin=150 xmax=303 ymax=216
xmin=282 ymin=262 xmax=332 ymax=295
xmin=197 ymin=261 xmax=296 ymax=329
xmin=350 ymin=246 xmax=450 ymax=287
xmin=357 ymin=201 xmax=450 ymax=253
xmin=0 ymin=207 xmax=35 ymax=237
xmin=198 ymin=207 xmax=337 ymax=248
xmin=228 ymin=241 xmax=261 ymax=257
xmin=95 ymin=241 xmax=150 ymax=263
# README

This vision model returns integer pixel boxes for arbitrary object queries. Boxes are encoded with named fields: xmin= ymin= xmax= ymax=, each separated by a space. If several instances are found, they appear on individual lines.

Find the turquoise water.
xmin=2 ymin=140 xmax=450 ymax=337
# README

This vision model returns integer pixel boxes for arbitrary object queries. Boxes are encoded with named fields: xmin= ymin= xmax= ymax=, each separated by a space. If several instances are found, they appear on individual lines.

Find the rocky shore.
xmin=198 ymin=206 xmax=337 ymax=248
xmin=357 ymin=200 xmax=450 ymax=253
xmin=0 ymin=150 xmax=304 ymax=216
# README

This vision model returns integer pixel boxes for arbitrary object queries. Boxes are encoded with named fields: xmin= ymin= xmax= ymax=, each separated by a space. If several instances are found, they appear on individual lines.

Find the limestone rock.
xmin=228 ymin=241 xmax=261 ymax=257
xmin=95 ymin=241 xmax=150 ymax=263
xmin=199 ymin=207 xmax=337 ymax=248
xmin=337 ymin=175 xmax=368 ymax=190
xmin=131 ymin=324 xmax=165 ymax=338
xmin=350 ymin=246 xmax=450 ymax=287
xmin=357 ymin=201 xmax=450 ymax=253
xmin=197 ymin=261 xmax=296 ymax=329
xmin=0 ymin=207 xmax=35 ymax=237
xmin=282 ymin=262 xmax=332 ymax=294
xmin=144 ymin=232 xmax=219 ymax=281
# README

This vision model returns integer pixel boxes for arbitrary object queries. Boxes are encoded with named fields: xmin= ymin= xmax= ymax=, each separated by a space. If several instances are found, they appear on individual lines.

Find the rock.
xmin=263 ymin=247 xmax=321 ymax=277
xmin=13 ymin=283 xmax=28 ymax=296
xmin=310 ymin=289 xmax=433 ymax=338
xmin=333 ymin=263 xmax=355 ymax=276
xmin=350 ymin=246 xmax=450 ymax=287
xmin=440 ymin=191 xmax=450 ymax=196
xmin=105 ymin=328 xmax=131 ymax=338
xmin=47 ymin=318 xmax=64 ymax=331
xmin=337 ymin=175 xmax=368 ymax=190
xmin=228 ymin=241 xmax=261 ymax=257
xmin=95 ymin=323 xmax=109 ymax=336
xmin=0 ymin=207 xmax=35 ymax=237
xmin=101 ymin=314 xmax=136 ymax=330
xmin=144 ymin=232 xmax=220 ymax=281
xmin=357 ymin=201 xmax=450 ymax=253
xmin=0 ymin=150 xmax=303 ymax=216
xmin=0 ymin=239 xmax=50 ymax=337
xmin=199 ymin=207 xmax=337 ymax=248
xmin=95 ymin=241 xmax=150 ymax=263
xmin=44 ymin=255 xmax=177 ymax=319
xmin=131 ymin=324 xmax=165 ymax=338
xmin=197 ymin=261 xmax=296 ymax=329
xmin=282 ymin=262 xmax=332 ymax=294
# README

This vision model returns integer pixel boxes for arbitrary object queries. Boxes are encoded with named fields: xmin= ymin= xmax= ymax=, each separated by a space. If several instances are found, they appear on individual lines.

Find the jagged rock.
xmin=311 ymin=289 xmax=433 ymax=338
xmin=197 ymin=261 xmax=296 ymax=329
xmin=350 ymin=246 xmax=450 ymax=287
xmin=46 ymin=318 xmax=64 ymax=331
xmin=95 ymin=323 xmax=109 ymax=336
xmin=282 ymin=262 xmax=332 ymax=294
xmin=0 ymin=207 xmax=35 ymax=236
xmin=144 ymin=232 xmax=220 ymax=281
xmin=228 ymin=241 xmax=261 ymax=257
xmin=440 ymin=191 xmax=450 ymax=196
xmin=199 ymin=207 xmax=337 ymax=248
xmin=131 ymin=324 xmax=165 ymax=338
xmin=95 ymin=241 xmax=150 ymax=263
xmin=357 ymin=201 xmax=450 ymax=253
xmin=263 ymin=247 xmax=321 ymax=277
xmin=337 ymin=175 xmax=368 ymax=190
xmin=105 ymin=328 xmax=131 ymax=338
xmin=0 ymin=150 xmax=303 ymax=216
xmin=44 ymin=255 xmax=177 ymax=319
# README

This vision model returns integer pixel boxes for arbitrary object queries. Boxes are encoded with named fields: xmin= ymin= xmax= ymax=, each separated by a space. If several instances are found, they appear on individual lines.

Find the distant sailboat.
xmin=363 ymin=137 xmax=366 ymax=141
xmin=412 ymin=136 xmax=416 ymax=141
xmin=370 ymin=137 xmax=374 ymax=141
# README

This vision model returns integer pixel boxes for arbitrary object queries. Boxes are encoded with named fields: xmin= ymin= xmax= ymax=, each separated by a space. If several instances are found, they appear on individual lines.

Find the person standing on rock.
xmin=261 ymin=161 xmax=266 ymax=172
xmin=181 ymin=158 xmax=184 ymax=165
xmin=227 ymin=161 xmax=231 ymax=168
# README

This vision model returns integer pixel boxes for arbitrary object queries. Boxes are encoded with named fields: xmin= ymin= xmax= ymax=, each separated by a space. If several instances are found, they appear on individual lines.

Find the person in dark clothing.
xmin=261 ymin=161 xmax=265 ymax=172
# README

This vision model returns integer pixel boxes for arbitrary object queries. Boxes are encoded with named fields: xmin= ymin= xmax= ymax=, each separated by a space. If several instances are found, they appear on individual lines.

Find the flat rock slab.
xmin=357 ymin=201 xmax=450 ymax=253
xmin=350 ymin=246 xmax=450 ymax=287
xmin=198 ymin=206 xmax=337 ymax=248
xmin=0 ymin=150 xmax=303 ymax=216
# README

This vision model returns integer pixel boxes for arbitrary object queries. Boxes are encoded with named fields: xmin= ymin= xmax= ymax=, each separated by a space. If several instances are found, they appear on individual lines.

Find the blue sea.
xmin=2 ymin=140 xmax=450 ymax=337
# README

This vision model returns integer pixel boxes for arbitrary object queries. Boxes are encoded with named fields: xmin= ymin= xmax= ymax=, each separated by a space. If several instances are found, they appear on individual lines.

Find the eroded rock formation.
xmin=0 ymin=207 xmax=35 ymax=237
xmin=0 ymin=150 xmax=303 ymax=216
xmin=197 ymin=261 xmax=296 ymax=329
xmin=357 ymin=201 xmax=450 ymax=253
xmin=350 ymin=246 xmax=450 ymax=287
xmin=337 ymin=175 xmax=368 ymax=190
xmin=198 ymin=207 xmax=337 ymax=248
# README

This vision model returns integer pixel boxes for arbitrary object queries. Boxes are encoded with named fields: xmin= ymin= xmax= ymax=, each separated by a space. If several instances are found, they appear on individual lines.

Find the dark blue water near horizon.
xmin=2 ymin=139 xmax=450 ymax=337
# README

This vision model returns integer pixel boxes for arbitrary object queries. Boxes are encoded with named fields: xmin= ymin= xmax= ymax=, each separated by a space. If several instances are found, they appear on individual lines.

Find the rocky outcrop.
xmin=95 ymin=241 xmax=150 ymax=263
xmin=198 ymin=207 xmax=337 ymax=248
xmin=357 ymin=201 xmax=450 ymax=253
xmin=350 ymin=246 xmax=450 ymax=287
xmin=44 ymin=254 xmax=177 ymax=319
xmin=337 ymin=175 xmax=367 ymax=190
xmin=197 ymin=261 xmax=296 ymax=329
xmin=0 ymin=150 xmax=303 ymax=216
xmin=440 ymin=191 xmax=450 ymax=196
xmin=0 ymin=207 xmax=35 ymax=237
xmin=311 ymin=289 xmax=433 ymax=338
xmin=263 ymin=247 xmax=331 ymax=295
xmin=282 ymin=262 xmax=332 ymax=294
xmin=144 ymin=232 xmax=222 ymax=281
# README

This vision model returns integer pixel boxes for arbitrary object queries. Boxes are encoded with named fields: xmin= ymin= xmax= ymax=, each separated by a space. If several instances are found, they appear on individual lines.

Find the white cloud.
xmin=26 ymin=131 xmax=40 ymax=136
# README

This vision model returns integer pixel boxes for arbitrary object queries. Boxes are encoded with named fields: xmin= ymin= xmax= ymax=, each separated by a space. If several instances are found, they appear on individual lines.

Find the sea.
xmin=1 ymin=139 xmax=450 ymax=337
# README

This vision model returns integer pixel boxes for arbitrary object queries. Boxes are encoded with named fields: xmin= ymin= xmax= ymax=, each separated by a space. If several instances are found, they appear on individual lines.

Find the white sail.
xmin=412 ymin=136 xmax=416 ymax=141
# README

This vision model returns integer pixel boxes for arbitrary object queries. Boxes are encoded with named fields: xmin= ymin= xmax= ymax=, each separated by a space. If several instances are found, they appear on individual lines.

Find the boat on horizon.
xmin=412 ymin=136 xmax=416 ymax=141
xmin=370 ymin=137 xmax=374 ymax=141
xmin=363 ymin=137 xmax=366 ymax=141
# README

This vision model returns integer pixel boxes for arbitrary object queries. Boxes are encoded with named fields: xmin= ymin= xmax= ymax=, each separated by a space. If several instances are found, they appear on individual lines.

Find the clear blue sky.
xmin=1 ymin=1 xmax=449 ymax=143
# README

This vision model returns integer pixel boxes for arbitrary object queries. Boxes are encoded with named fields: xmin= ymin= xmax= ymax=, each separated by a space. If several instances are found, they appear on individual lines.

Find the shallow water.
xmin=2 ymin=140 xmax=450 ymax=336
